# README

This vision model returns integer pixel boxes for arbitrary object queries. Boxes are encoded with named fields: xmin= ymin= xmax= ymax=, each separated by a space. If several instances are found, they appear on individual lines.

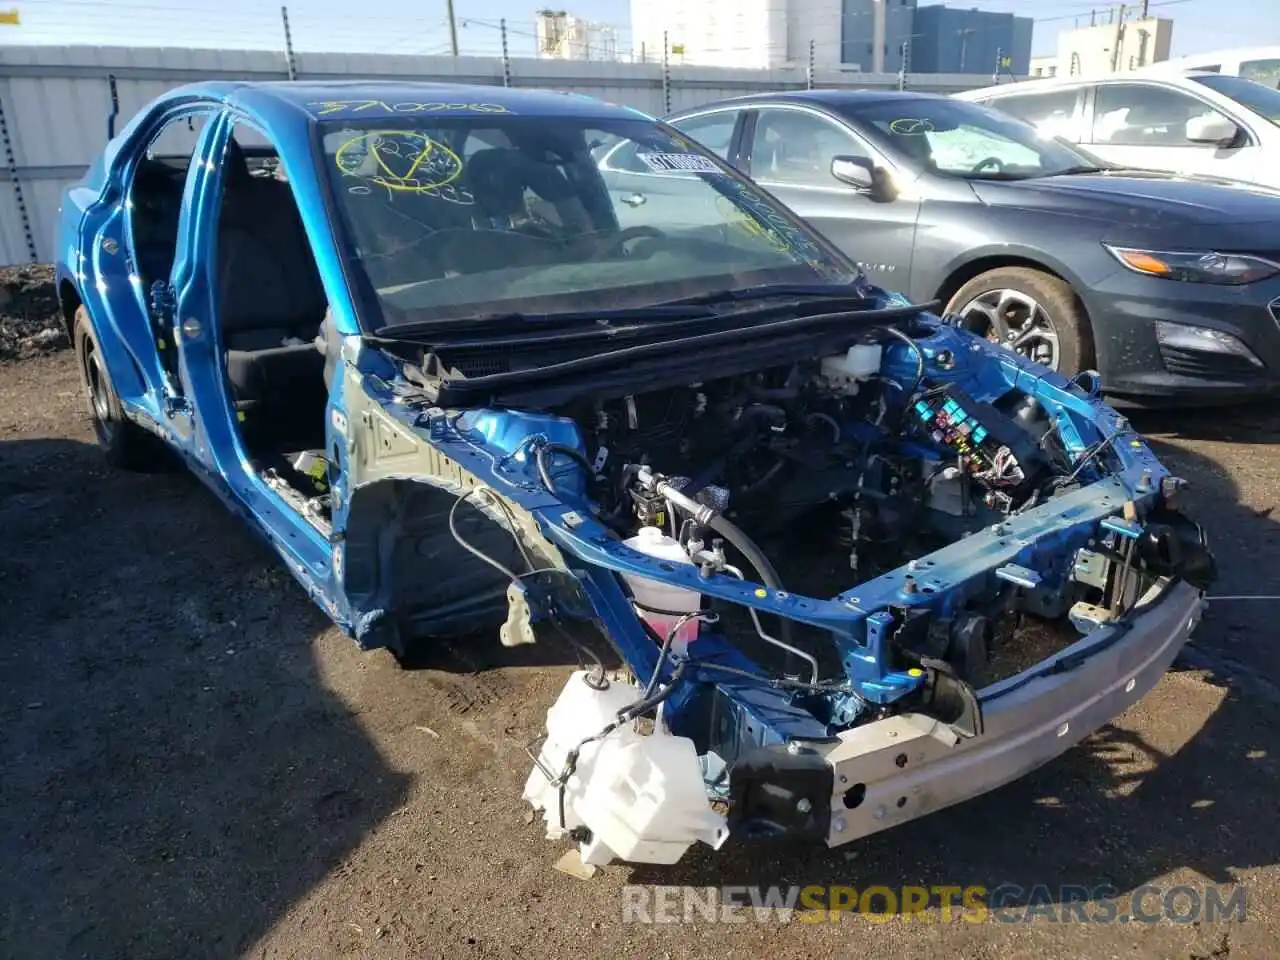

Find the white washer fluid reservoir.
xmin=523 ymin=671 xmax=729 ymax=866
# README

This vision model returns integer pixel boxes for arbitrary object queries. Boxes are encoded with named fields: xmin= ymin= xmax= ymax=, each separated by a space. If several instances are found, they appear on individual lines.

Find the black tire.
xmin=73 ymin=305 xmax=161 ymax=470
xmin=944 ymin=267 xmax=1094 ymax=376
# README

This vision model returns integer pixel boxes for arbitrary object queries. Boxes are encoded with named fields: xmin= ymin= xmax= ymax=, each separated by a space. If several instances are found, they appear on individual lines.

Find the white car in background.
xmin=955 ymin=71 xmax=1280 ymax=190
xmin=1144 ymin=45 xmax=1280 ymax=88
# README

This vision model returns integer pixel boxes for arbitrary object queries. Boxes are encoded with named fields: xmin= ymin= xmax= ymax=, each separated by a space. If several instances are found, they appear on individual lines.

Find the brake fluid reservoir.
xmin=821 ymin=344 xmax=883 ymax=393
xmin=621 ymin=526 xmax=702 ymax=654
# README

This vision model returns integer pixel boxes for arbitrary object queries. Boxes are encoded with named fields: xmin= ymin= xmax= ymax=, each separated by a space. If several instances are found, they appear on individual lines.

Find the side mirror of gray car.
xmin=831 ymin=155 xmax=893 ymax=201
xmin=831 ymin=155 xmax=876 ymax=189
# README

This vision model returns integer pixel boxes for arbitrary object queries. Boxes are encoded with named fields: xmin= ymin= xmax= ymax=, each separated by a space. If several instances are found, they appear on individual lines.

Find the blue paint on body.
xmin=55 ymin=79 xmax=1175 ymax=761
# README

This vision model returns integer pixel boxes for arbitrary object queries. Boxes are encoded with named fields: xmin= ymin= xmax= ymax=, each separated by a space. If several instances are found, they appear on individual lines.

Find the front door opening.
xmin=211 ymin=124 xmax=333 ymax=518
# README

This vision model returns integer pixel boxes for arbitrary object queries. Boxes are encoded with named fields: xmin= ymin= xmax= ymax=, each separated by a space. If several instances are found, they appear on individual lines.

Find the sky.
xmin=0 ymin=0 xmax=1276 ymax=61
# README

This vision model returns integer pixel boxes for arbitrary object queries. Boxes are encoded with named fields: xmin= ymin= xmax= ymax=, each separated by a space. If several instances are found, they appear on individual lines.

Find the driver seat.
xmin=216 ymin=139 xmax=328 ymax=435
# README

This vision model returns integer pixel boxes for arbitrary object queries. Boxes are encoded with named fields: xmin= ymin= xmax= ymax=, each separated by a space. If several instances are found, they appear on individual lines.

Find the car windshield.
xmin=838 ymin=96 xmax=1104 ymax=180
xmin=317 ymin=114 xmax=862 ymax=329
xmin=1192 ymin=73 xmax=1280 ymax=126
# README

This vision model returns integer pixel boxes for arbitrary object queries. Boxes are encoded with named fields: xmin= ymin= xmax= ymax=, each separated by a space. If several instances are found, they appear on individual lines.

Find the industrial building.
xmin=911 ymin=5 xmax=1033 ymax=76
xmin=1043 ymin=15 xmax=1174 ymax=76
xmin=628 ymin=0 xmax=842 ymax=70
xmin=535 ymin=10 xmax=619 ymax=61
xmin=841 ymin=0 xmax=917 ymax=74
xmin=627 ymin=0 xmax=1023 ymax=74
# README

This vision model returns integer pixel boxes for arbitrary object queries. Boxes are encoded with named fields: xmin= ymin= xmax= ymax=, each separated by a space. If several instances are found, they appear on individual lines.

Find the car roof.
xmin=955 ymin=71 xmax=1218 ymax=99
xmin=667 ymin=88 xmax=951 ymax=117
xmin=155 ymin=79 xmax=650 ymax=123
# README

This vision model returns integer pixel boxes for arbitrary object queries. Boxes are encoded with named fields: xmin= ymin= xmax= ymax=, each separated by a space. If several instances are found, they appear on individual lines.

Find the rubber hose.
xmin=706 ymin=512 xmax=797 ymax=650
xmin=535 ymin=442 xmax=596 ymax=496
xmin=620 ymin=661 xmax=688 ymax=721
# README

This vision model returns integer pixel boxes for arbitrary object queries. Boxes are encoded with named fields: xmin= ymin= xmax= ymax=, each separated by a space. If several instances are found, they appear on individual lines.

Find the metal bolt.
xmin=902 ymin=575 xmax=917 ymax=595
xmin=838 ymin=774 xmax=848 ymax=784
xmin=833 ymin=817 xmax=846 ymax=832
xmin=181 ymin=317 xmax=202 ymax=339
xmin=786 ymin=741 xmax=802 ymax=755
xmin=796 ymin=798 xmax=812 ymax=814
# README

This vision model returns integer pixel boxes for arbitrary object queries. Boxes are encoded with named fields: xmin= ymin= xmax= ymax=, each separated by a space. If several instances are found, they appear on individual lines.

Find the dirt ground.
xmin=0 ymin=265 xmax=64 ymax=361
xmin=3 ymin=341 xmax=1280 ymax=958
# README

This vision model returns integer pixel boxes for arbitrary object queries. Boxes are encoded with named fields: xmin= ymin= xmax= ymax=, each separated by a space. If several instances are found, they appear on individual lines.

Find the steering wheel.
xmin=598 ymin=225 xmax=668 ymax=257
xmin=972 ymin=156 xmax=1006 ymax=174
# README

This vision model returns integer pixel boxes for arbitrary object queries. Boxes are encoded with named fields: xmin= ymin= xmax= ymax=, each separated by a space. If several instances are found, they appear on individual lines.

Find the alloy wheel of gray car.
xmin=954 ymin=287 xmax=1061 ymax=370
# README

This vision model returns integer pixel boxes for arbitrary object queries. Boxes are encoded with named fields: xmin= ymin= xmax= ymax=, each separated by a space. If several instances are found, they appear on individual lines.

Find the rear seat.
xmin=216 ymin=140 xmax=327 ymax=418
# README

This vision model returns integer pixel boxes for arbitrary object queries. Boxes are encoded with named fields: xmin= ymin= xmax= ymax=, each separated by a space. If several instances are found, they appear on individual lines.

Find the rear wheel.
xmin=945 ymin=267 xmax=1094 ymax=375
xmin=73 ymin=306 xmax=159 ymax=470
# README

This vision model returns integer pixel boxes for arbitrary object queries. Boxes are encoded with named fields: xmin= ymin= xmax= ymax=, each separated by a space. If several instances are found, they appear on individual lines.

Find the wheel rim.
xmin=81 ymin=340 xmax=117 ymax=445
xmin=954 ymin=288 xmax=1061 ymax=370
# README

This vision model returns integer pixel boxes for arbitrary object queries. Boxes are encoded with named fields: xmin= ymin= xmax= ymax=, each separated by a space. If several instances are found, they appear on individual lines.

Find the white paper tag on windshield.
xmin=637 ymin=152 xmax=721 ymax=174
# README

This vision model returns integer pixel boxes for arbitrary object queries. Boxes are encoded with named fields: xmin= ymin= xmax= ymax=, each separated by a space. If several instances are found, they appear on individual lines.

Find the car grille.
xmin=1159 ymin=342 xmax=1265 ymax=380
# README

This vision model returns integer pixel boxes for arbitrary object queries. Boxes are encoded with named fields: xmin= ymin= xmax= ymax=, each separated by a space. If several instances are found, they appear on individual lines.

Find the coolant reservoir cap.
xmin=637 ymin=526 xmax=665 ymax=542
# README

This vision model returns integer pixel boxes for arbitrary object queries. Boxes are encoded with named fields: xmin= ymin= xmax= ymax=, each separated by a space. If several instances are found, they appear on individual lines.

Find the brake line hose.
xmin=706 ymin=513 xmax=785 ymax=594
xmin=651 ymin=475 xmax=798 ymax=653
xmin=535 ymin=442 xmax=598 ymax=496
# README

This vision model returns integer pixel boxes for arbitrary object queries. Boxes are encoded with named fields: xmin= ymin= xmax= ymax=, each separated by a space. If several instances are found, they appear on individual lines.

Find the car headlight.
xmin=1104 ymin=245 xmax=1280 ymax=285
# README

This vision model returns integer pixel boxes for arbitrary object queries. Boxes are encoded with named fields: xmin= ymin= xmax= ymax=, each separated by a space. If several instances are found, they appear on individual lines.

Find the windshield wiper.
xmin=1037 ymin=165 xmax=1110 ymax=177
xmin=661 ymin=282 xmax=872 ymax=307
xmin=373 ymin=302 xmax=717 ymax=338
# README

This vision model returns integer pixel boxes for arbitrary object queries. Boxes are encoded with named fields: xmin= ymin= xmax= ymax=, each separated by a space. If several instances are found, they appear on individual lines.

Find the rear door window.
xmin=667 ymin=110 xmax=740 ymax=161
xmin=982 ymin=88 xmax=1083 ymax=140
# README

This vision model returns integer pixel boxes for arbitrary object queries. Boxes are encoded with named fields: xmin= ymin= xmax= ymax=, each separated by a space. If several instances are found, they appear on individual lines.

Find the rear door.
xmin=978 ymin=87 xmax=1088 ymax=143
xmin=735 ymin=104 xmax=920 ymax=291
xmin=1081 ymin=80 xmax=1262 ymax=183
xmin=598 ymin=108 xmax=746 ymax=231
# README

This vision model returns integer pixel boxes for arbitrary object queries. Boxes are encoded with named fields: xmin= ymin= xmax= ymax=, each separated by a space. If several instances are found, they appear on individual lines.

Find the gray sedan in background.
xmin=658 ymin=90 xmax=1280 ymax=405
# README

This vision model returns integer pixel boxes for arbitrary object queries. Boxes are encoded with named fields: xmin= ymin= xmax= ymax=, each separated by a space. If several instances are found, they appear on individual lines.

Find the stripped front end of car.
xmin=333 ymin=302 xmax=1214 ymax=869
xmin=308 ymin=101 xmax=1214 ymax=868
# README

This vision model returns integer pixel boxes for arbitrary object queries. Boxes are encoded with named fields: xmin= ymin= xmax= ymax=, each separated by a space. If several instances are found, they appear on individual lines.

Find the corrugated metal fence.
xmin=0 ymin=43 xmax=992 ymax=265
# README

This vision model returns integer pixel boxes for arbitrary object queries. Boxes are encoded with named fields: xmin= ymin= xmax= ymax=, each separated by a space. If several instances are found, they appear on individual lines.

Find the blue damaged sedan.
xmin=55 ymin=81 xmax=1214 ymax=868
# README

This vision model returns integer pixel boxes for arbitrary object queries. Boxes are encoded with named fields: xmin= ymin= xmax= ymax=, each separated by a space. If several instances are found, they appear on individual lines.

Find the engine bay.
xmin=346 ymin=309 xmax=1216 ymax=866
xmin=548 ymin=341 xmax=1103 ymax=694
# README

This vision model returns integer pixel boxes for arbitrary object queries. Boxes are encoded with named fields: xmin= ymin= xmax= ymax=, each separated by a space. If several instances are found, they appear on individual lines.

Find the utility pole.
xmin=1140 ymin=0 xmax=1150 ymax=17
xmin=871 ymin=0 xmax=886 ymax=73
xmin=1110 ymin=3 xmax=1126 ymax=72
xmin=446 ymin=0 xmax=459 ymax=56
